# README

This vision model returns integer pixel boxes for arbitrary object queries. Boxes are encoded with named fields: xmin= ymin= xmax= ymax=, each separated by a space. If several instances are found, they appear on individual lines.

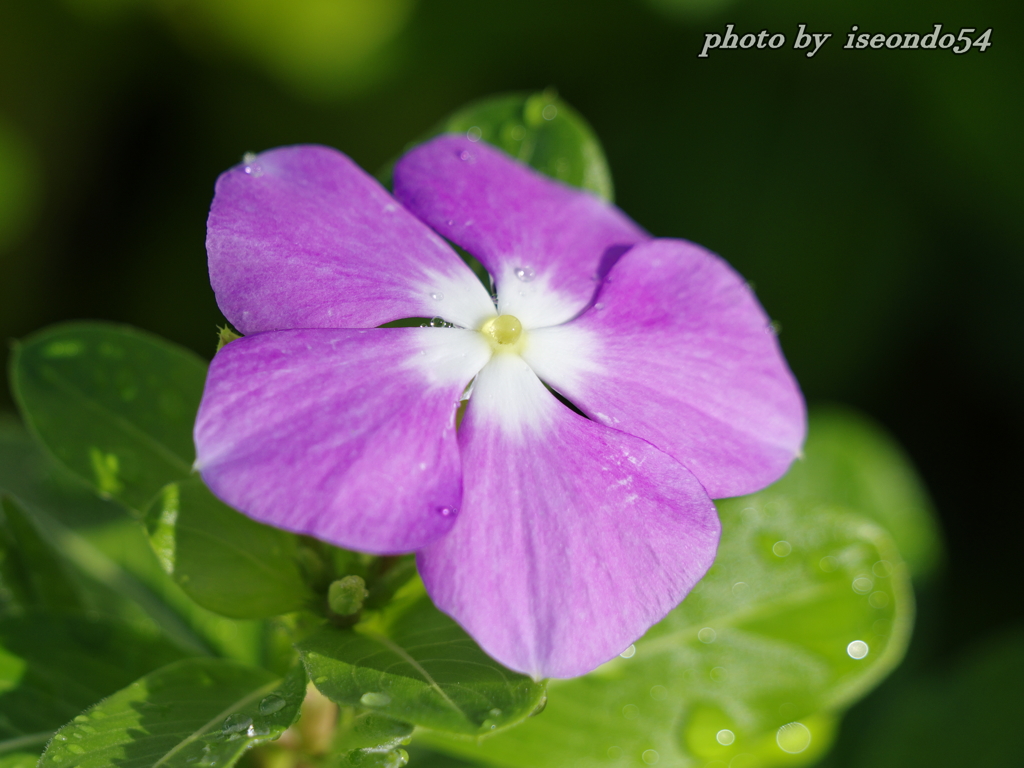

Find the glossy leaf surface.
xmin=424 ymin=413 xmax=918 ymax=767
xmin=38 ymin=659 xmax=305 ymax=768
xmin=298 ymin=587 xmax=546 ymax=738
xmin=382 ymin=91 xmax=613 ymax=201
xmin=11 ymin=322 xmax=208 ymax=513
xmin=145 ymin=477 xmax=314 ymax=619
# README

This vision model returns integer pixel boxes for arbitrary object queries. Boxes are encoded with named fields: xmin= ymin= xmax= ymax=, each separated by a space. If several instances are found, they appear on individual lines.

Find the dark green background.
xmin=1 ymin=0 xmax=1020 ymax=765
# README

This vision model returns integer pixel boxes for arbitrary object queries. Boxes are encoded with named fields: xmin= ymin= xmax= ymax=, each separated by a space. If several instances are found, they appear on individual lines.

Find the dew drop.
xmin=437 ymin=505 xmax=457 ymax=517
xmin=852 ymin=575 xmax=873 ymax=594
xmin=360 ymin=692 xmax=391 ymax=707
xmin=446 ymin=219 xmax=455 ymax=226
xmin=594 ymin=302 xmax=605 ymax=310
xmin=514 ymin=266 xmax=535 ymax=282
xmin=489 ymin=708 xmax=502 ymax=717
xmin=716 ymin=729 xmax=735 ymax=746
xmin=74 ymin=715 xmax=89 ymax=723
xmin=776 ymin=722 xmax=811 ymax=754
xmin=481 ymin=718 xmax=498 ymax=730
xmin=430 ymin=291 xmax=444 ymax=301
xmin=698 ymin=627 xmax=717 ymax=644
xmin=772 ymin=540 xmax=792 ymax=557
xmin=383 ymin=749 xmax=409 ymax=768
xmin=222 ymin=713 xmax=252 ymax=735
xmin=259 ymin=694 xmax=287 ymax=715
xmin=429 ymin=317 xmax=446 ymax=327
xmin=620 ymin=644 xmax=636 ymax=659
xmin=847 ymin=640 xmax=869 ymax=660
xmin=68 ymin=745 xmax=85 ymax=755
xmin=459 ymin=151 xmax=473 ymax=162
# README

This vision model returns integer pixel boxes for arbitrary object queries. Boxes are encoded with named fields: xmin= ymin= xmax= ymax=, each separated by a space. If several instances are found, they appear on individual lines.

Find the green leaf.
xmin=0 ymin=417 xmax=265 ymax=665
xmin=0 ymin=495 xmax=81 ymax=613
xmin=38 ymin=658 xmax=306 ymax=768
xmin=777 ymin=407 xmax=942 ymax=579
xmin=145 ymin=477 xmax=315 ymax=619
xmin=0 ymin=612 xmax=189 ymax=741
xmin=423 ymin=477 xmax=913 ymax=766
xmin=10 ymin=322 xmax=209 ymax=513
xmin=381 ymin=90 xmax=614 ymax=201
xmin=298 ymin=585 xmax=546 ymax=738
xmin=0 ymin=752 xmax=43 ymax=768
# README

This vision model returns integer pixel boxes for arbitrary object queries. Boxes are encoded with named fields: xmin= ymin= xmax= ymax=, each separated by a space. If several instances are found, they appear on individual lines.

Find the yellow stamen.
xmin=481 ymin=314 xmax=523 ymax=346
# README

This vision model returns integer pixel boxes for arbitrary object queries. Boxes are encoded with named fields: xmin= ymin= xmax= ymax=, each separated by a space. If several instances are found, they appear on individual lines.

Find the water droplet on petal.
xmin=259 ymin=694 xmax=287 ymax=715
xmin=459 ymin=151 xmax=473 ymax=162
xmin=437 ymin=505 xmax=457 ymax=517
xmin=430 ymin=291 xmax=444 ymax=301
xmin=514 ymin=266 xmax=535 ymax=282
xmin=360 ymin=692 xmax=391 ymax=707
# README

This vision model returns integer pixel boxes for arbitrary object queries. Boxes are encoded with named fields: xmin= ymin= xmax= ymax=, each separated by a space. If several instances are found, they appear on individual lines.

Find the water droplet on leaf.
xmin=360 ymin=692 xmax=391 ymax=707
xmin=847 ymin=640 xmax=869 ymax=659
xmin=259 ymin=694 xmax=287 ymax=715
xmin=222 ymin=714 xmax=252 ymax=735
xmin=776 ymin=722 xmax=811 ymax=753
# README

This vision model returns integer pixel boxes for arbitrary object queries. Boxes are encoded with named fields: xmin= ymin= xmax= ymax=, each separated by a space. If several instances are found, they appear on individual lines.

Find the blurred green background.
xmin=0 ymin=0 xmax=1021 ymax=765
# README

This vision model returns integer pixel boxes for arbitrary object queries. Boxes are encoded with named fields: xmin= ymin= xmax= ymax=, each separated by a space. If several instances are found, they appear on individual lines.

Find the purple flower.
xmin=194 ymin=136 xmax=805 ymax=679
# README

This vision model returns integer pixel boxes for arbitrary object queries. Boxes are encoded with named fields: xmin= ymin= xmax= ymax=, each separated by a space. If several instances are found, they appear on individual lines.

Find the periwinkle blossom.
xmin=193 ymin=135 xmax=805 ymax=679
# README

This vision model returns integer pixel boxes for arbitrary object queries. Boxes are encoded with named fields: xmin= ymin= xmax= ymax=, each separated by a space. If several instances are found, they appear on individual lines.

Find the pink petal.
xmin=207 ymin=145 xmax=495 ymax=334
xmin=417 ymin=353 xmax=720 ymax=679
xmin=393 ymin=136 xmax=648 ymax=328
xmin=194 ymin=327 xmax=492 ymax=554
xmin=524 ymin=239 xmax=806 ymax=498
